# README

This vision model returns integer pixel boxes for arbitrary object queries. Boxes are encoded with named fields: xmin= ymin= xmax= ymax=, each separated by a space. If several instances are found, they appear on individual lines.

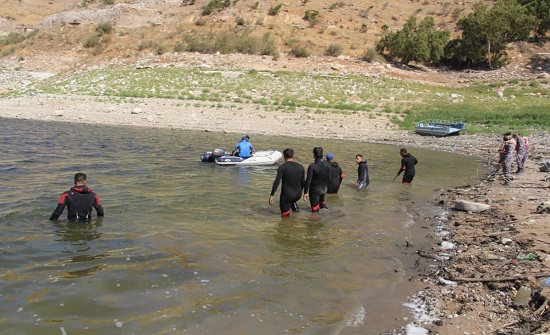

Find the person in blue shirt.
xmin=231 ymin=135 xmax=255 ymax=158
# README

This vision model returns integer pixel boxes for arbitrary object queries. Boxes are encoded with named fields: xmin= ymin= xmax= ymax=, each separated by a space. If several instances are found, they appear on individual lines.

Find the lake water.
xmin=0 ymin=118 xmax=485 ymax=335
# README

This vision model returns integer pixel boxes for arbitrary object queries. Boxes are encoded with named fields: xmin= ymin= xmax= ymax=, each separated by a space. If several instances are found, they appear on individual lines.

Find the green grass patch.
xmin=5 ymin=66 xmax=548 ymax=134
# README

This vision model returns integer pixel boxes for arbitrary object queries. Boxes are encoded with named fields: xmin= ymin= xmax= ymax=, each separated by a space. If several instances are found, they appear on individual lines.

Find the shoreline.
xmin=1 ymin=94 xmax=549 ymax=334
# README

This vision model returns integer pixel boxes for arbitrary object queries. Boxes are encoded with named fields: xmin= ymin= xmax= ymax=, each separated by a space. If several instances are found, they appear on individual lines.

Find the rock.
xmin=483 ymin=251 xmax=506 ymax=260
xmin=454 ymin=200 xmax=491 ymax=212
xmin=438 ymin=277 xmax=458 ymax=286
xmin=501 ymin=238 xmax=513 ymax=245
xmin=536 ymin=201 xmax=550 ymax=214
xmin=439 ymin=241 xmax=455 ymax=250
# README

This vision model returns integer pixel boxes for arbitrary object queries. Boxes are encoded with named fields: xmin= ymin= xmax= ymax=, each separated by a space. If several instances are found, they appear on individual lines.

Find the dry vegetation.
xmin=2 ymin=0 xmax=544 ymax=73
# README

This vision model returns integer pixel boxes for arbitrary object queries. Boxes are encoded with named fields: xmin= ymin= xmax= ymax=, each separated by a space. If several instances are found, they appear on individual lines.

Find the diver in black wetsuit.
xmin=396 ymin=148 xmax=418 ymax=184
xmin=269 ymin=148 xmax=305 ymax=217
xmin=303 ymin=147 xmax=332 ymax=213
xmin=50 ymin=172 xmax=104 ymax=221
xmin=354 ymin=154 xmax=370 ymax=189
xmin=326 ymin=153 xmax=344 ymax=194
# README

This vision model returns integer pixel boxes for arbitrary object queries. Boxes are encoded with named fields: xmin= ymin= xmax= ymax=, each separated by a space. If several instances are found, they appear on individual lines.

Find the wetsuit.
xmin=399 ymin=153 xmax=418 ymax=184
xmin=304 ymin=158 xmax=332 ymax=212
xmin=234 ymin=141 xmax=254 ymax=158
xmin=327 ymin=161 xmax=344 ymax=194
xmin=270 ymin=161 xmax=305 ymax=216
xmin=356 ymin=159 xmax=370 ymax=189
xmin=50 ymin=186 xmax=104 ymax=221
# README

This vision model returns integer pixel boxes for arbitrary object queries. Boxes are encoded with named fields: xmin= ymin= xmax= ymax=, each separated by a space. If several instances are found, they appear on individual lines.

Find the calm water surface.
xmin=0 ymin=118 xmax=485 ymax=335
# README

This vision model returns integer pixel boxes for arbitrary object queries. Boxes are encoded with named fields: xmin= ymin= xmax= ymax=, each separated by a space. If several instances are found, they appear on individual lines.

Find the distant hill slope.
xmin=0 ymin=0 xmax=482 ymax=56
xmin=0 ymin=0 xmax=547 ymax=86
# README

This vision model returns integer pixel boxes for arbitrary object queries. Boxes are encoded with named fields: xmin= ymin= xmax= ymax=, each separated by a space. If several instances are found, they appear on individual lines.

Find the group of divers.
xmin=48 ymin=130 xmax=533 ymax=220
xmin=49 ymin=135 xmax=418 ymax=221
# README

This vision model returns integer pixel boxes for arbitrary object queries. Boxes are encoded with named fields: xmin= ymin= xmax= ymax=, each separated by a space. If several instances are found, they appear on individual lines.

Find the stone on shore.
xmin=454 ymin=200 xmax=491 ymax=212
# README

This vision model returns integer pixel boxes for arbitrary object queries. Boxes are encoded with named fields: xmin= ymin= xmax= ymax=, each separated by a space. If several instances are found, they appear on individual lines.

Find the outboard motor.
xmin=200 ymin=148 xmax=226 ymax=162
xmin=211 ymin=148 xmax=225 ymax=158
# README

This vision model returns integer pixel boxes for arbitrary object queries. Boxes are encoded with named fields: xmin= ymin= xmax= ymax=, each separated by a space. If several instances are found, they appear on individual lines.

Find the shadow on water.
xmin=52 ymin=219 xmax=110 ymax=278
xmin=53 ymin=219 xmax=104 ymax=243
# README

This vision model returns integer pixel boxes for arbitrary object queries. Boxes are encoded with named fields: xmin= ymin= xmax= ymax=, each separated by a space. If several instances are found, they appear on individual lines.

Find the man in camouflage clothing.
xmin=498 ymin=133 xmax=515 ymax=185
xmin=513 ymin=133 xmax=527 ymax=174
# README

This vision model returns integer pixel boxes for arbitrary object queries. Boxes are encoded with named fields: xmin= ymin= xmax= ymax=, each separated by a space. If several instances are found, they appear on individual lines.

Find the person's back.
xmin=326 ymin=153 xmax=343 ymax=194
xmin=304 ymin=147 xmax=332 ymax=212
xmin=355 ymin=154 xmax=370 ymax=189
xmin=278 ymin=161 xmax=305 ymax=199
xmin=398 ymin=148 xmax=418 ymax=184
xmin=236 ymin=141 xmax=253 ymax=158
xmin=306 ymin=158 xmax=331 ymax=194
xmin=50 ymin=173 xmax=104 ymax=221
xmin=269 ymin=148 xmax=305 ymax=216
xmin=401 ymin=154 xmax=416 ymax=171
xmin=233 ymin=135 xmax=254 ymax=158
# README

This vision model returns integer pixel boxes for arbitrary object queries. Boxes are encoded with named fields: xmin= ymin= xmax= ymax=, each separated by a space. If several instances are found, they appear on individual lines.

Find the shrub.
xmin=329 ymin=2 xmax=344 ymax=10
xmin=174 ymin=43 xmax=185 ymax=52
xmin=0 ymin=32 xmax=24 ymax=46
xmin=290 ymin=45 xmax=310 ymax=58
xmin=137 ymin=40 xmax=159 ymax=51
xmin=236 ymin=17 xmax=245 ymax=26
xmin=324 ymin=44 xmax=342 ymax=57
xmin=1 ymin=47 xmax=15 ymax=56
xmin=95 ymin=22 xmax=113 ymax=35
xmin=359 ymin=23 xmax=368 ymax=33
xmin=195 ymin=18 xmax=207 ymax=26
xmin=101 ymin=0 xmax=115 ymax=4
xmin=91 ymin=46 xmax=104 ymax=56
xmin=303 ymin=10 xmax=319 ymax=26
xmin=451 ymin=8 xmax=464 ymax=21
xmin=359 ymin=48 xmax=384 ymax=63
xmin=155 ymin=45 xmax=167 ymax=55
xmin=83 ymin=36 xmax=100 ymax=48
xmin=268 ymin=4 xmax=282 ymax=15
xmin=249 ymin=1 xmax=258 ymax=9
xmin=26 ymin=29 xmax=39 ymax=39
xmin=182 ymin=30 xmax=279 ymax=58
xmin=202 ymin=0 xmax=231 ymax=15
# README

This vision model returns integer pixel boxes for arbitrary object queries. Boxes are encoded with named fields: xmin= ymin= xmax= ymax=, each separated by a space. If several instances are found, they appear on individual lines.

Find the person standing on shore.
xmin=513 ymin=133 xmax=527 ymax=174
xmin=269 ymin=148 xmax=305 ymax=217
xmin=498 ymin=133 xmax=515 ymax=185
xmin=396 ymin=148 xmax=418 ymax=184
xmin=50 ymin=172 xmax=104 ymax=221
xmin=326 ymin=153 xmax=344 ymax=194
xmin=303 ymin=147 xmax=332 ymax=213
xmin=354 ymin=154 xmax=370 ymax=189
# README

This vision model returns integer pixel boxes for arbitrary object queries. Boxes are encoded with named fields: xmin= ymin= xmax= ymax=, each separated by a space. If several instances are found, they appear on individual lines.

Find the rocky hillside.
xmin=0 ymin=0 xmax=548 ymax=89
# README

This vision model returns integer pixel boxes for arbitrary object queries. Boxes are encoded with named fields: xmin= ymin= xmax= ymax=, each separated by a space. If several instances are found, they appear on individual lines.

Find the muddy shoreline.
xmin=1 ymin=94 xmax=549 ymax=334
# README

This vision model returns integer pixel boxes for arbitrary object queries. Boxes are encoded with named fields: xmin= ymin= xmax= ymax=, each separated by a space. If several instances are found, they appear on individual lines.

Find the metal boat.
xmin=200 ymin=149 xmax=283 ymax=166
xmin=414 ymin=121 xmax=466 ymax=137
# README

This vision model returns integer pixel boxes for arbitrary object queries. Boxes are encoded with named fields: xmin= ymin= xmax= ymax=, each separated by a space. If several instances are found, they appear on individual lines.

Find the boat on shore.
xmin=415 ymin=121 xmax=466 ymax=137
xmin=200 ymin=149 xmax=282 ymax=166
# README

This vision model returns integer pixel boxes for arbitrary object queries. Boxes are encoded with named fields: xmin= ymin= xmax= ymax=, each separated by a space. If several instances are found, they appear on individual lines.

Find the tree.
xmin=518 ymin=0 xmax=550 ymax=39
xmin=446 ymin=0 xmax=536 ymax=68
xmin=375 ymin=16 xmax=450 ymax=65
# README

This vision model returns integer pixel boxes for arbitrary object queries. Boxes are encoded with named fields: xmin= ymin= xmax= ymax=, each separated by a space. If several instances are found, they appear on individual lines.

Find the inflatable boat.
xmin=200 ymin=149 xmax=283 ymax=166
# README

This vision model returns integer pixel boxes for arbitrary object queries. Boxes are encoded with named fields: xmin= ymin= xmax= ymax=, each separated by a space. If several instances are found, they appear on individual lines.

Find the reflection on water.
xmin=54 ymin=220 xmax=103 ymax=243
xmin=0 ymin=118 xmax=486 ymax=334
